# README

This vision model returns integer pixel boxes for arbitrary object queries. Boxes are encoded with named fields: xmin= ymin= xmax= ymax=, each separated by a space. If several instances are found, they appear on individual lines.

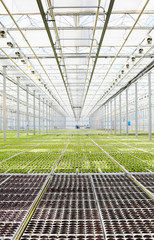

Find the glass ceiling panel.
xmin=0 ymin=0 xmax=153 ymax=120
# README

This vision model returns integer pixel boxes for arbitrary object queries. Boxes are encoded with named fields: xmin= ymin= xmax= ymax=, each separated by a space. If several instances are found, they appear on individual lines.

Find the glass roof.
xmin=0 ymin=0 xmax=153 ymax=120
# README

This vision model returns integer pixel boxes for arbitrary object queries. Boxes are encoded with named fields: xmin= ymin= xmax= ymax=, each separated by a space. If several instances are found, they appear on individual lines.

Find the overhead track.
xmin=36 ymin=0 xmax=76 ymax=118
xmin=47 ymin=0 xmax=74 ymax=115
xmin=79 ymin=0 xmax=115 ymax=118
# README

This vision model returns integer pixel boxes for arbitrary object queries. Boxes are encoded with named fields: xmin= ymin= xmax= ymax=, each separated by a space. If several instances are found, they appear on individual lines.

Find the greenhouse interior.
xmin=0 ymin=0 xmax=154 ymax=239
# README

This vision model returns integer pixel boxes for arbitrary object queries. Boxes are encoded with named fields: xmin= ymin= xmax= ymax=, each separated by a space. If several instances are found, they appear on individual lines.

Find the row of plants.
xmin=0 ymin=132 xmax=153 ymax=174
xmin=0 ymin=134 xmax=70 ymax=173
xmin=92 ymin=135 xmax=154 ymax=172
xmin=55 ymin=151 xmax=122 ymax=173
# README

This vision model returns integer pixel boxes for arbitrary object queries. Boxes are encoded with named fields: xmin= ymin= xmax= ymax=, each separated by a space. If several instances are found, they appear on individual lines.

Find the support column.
xmin=126 ymin=89 xmax=128 ymax=135
xmin=39 ymin=95 xmax=41 ymax=134
xmin=3 ymin=66 xmax=7 ymax=141
xmin=17 ymin=77 xmax=20 ymax=138
xmin=51 ymin=103 xmax=53 ymax=130
xmin=49 ymin=103 xmax=51 ymax=133
xmin=46 ymin=100 xmax=48 ymax=134
xmin=135 ymin=82 xmax=138 ymax=138
xmin=107 ymin=103 xmax=109 ymax=133
xmin=110 ymin=100 xmax=112 ymax=134
xmin=26 ymin=85 xmax=29 ymax=136
xmin=148 ymin=72 xmax=152 ymax=140
xmin=53 ymin=105 xmax=54 ymax=130
xmin=114 ymin=97 xmax=116 ymax=134
xmin=33 ymin=90 xmax=35 ymax=135
xmin=43 ymin=98 xmax=45 ymax=134
xmin=119 ymin=94 xmax=121 ymax=135
xmin=104 ymin=105 xmax=106 ymax=131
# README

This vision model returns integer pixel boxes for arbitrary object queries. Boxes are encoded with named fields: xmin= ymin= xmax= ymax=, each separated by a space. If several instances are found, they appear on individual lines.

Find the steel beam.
xmin=0 ymin=10 xmax=153 ymax=16
xmin=80 ymin=0 xmax=115 ymax=117
xmin=6 ymin=26 xmax=152 ymax=31
xmin=17 ymin=77 xmax=20 ymax=139
xmin=3 ymin=66 xmax=7 ymax=141
xmin=135 ymin=82 xmax=138 ymax=138
xmin=0 ymin=55 xmax=153 ymax=60
xmin=148 ymin=72 xmax=152 ymax=140
xmin=36 ymin=0 xmax=75 ymax=118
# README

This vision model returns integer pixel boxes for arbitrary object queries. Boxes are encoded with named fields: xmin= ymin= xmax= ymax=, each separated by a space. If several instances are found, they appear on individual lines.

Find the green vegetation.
xmin=0 ymin=131 xmax=153 ymax=173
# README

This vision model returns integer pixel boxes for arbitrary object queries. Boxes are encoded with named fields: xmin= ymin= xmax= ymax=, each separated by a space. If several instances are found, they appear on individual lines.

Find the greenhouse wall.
xmin=90 ymin=72 xmax=154 ymax=134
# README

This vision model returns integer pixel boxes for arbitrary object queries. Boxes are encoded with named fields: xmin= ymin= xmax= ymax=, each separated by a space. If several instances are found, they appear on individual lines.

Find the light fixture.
xmin=7 ymin=42 xmax=14 ymax=48
xmin=139 ymin=48 xmax=143 ymax=54
xmin=21 ymin=59 xmax=26 ymax=64
xmin=131 ymin=56 xmax=135 ymax=62
xmin=126 ymin=63 xmax=129 ymax=69
xmin=0 ymin=30 xmax=6 ymax=38
xmin=147 ymin=36 xmax=152 ymax=44
xmin=15 ymin=51 xmax=21 ymax=57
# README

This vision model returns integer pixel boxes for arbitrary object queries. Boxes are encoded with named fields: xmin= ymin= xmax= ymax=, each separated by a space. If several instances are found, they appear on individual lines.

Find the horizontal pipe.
xmin=6 ymin=26 xmax=152 ymax=31
xmin=1 ymin=55 xmax=152 ymax=59
xmin=0 ymin=10 xmax=153 ymax=15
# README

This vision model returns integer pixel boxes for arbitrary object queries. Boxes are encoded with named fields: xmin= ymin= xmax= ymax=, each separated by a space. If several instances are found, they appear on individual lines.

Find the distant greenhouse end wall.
xmin=66 ymin=117 xmax=89 ymax=129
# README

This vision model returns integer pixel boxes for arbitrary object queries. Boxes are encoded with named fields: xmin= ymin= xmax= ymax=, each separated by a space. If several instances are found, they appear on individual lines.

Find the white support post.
xmin=49 ymin=103 xmax=51 ymax=133
xmin=17 ymin=77 xmax=20 ymax=138
xmin=148 ymin=72 xmax=152 ymax=140
xmin=3 ymin=66 xmax=7 ymax=141
xmin=114 ymin=97 xmax=116 ymax=134
xmin=26 ymin=85 xmax=29 ymax=136
xmin=33 ymin=90 xmax=35 ymax=135
xmin=126 ymin=89 xmax=128 ymax=135
xmin=51 ymin=103 xmax=53 ymax=130
xmin=43 ymin=98 xmax=45 ymax=134
xmin=46 ymin=100 xmax=48 ymax=134
xmin=39 ymin=95 xmax=41 ymax=134
xmin=119 ymin=94 xmax=122 ymax=135
xmin=104 ymin=105 xmax=106 ymax=131
xmin=135 ymin=82 xmax=138 ymax=138
xmin=110 ymin=100 xmax=112 ymax=134
xmin=107 ymin=103 xmax=109 ymax=133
